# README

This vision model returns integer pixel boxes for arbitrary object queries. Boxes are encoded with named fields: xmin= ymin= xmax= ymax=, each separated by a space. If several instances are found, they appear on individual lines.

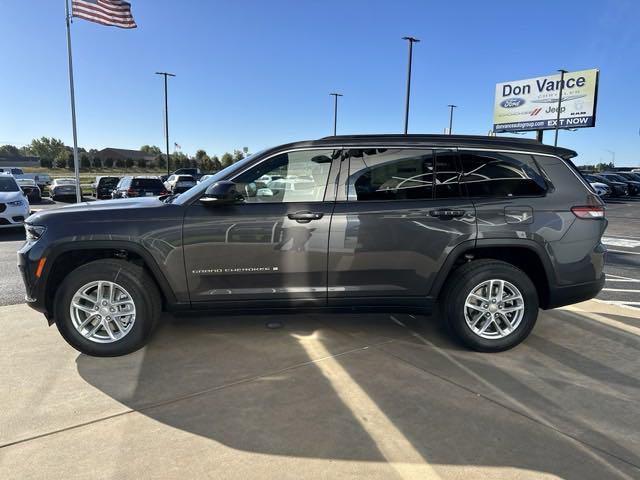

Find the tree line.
xmin=0 ymin=138 xmax=249 ymax=172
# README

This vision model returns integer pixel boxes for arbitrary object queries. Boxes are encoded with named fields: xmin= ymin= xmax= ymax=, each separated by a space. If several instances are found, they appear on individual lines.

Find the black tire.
xmin=441 ymin=260 xmax=539 ymax=352
xmin=54 ymin=259 xmax=162 ymax=357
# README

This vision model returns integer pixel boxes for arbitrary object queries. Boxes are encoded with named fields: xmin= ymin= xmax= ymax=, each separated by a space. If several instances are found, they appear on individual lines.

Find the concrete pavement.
xmin=1 ymin=302 xmax=639 ymax=479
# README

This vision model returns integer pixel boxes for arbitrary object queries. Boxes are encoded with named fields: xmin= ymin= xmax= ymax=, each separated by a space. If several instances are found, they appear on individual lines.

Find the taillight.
xmin=160 ymin=190 xmax=169 ymax=195
xmin=127 ymin=188 xmax=138 ymax=197
xmin=571 ymin=206 xmax=605 ymax=219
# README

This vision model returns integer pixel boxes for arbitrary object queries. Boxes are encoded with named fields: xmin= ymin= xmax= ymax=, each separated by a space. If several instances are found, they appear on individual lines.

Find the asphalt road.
xmin=1 ymin=197 xmax=639 ymax=309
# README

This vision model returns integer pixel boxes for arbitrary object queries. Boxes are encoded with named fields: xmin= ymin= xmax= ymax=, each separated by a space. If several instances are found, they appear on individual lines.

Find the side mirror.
xmin=200 ymin=181 xmax=244 ymax=206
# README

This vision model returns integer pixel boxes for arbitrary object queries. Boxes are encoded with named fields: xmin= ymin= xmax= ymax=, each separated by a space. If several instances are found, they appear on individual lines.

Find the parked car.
xmin=616 ymin=171 xmax=640 ymax=184
xmin=589 ymin=181 xmax=610 ymax=197
xmin=173 ymin=167 xmax=203 ymax=179
xmin=584 ymin=174 xmax=628 ymax=197
xmin=20 ymin=173 xmax=53 ymax=192
xmin=91 ymin=176 xmax=120 ymax=200
xmin=16 ymin=178 xmax=42 ymax=202
xmin=0 ymin=172 xmax=29 ymax=228
xmin=49 ymin=178 xmax=79 ymax=201
xmin=598 ymin=172 xmax=640 ymax=195
xmin=198 ymin=174 xmax=215 ymax=184
xmin=20 ymin=135 xmax=608 ymax=357
xmin=164 ymin=174 xmax=197 ymax=194
xmin=111 ymin=176 xmax=168 ymax=199
xmin=0 ymin=167 xmax=24 ymax=176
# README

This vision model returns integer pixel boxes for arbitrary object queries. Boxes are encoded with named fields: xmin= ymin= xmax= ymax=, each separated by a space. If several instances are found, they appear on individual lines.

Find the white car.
xmin=198 ymin=174 xmax=215 ymax=184
xmin=49 ymin=178 xmax=78 ymax=201
xmin=590 ymin=181 xmax=610 ymax=197
xmin=0 ymin=173 xmax=30 ymax=228
xmin=164 ymin=174 xmax=197 ymax=194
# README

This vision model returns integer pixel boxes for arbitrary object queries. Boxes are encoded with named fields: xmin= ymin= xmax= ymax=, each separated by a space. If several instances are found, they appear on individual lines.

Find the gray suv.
xmin=18 ymin=135 xmax=607 ymax=356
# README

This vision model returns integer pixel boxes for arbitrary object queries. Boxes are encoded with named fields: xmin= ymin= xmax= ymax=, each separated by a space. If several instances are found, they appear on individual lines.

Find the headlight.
xmin=25 ymin=225 xmax=46 ymax=242
xmin=8 ymin=200 xmax=25 ymax=207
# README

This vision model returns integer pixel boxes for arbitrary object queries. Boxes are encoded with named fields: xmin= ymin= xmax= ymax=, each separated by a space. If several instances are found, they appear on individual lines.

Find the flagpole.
xmin=65 ymin=0 xmax=82 ymax=203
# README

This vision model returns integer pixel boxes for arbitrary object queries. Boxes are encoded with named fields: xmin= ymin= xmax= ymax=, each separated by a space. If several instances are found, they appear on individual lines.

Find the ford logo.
xmin=500 ymin=97 xmax=526 ymax=108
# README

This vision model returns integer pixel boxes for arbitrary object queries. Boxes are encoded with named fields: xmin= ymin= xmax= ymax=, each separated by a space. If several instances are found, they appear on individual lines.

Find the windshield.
xmin=99 ymin=177 xmax=119 ymax=187
xmin=56 ymin=179 xmax=76 ymax=185
xmin=0 ymin=177 xmax=20 ymax=192
xmin=173 ymin=151 xmax=264 ymax=205
xmin=603 ymin=174 xmax=626 ymax=182
xmin=132 ymin=178 xmax=163 ymax=188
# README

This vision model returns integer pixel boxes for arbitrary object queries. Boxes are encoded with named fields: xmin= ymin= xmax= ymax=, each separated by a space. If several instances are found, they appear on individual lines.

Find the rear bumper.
xmin=545 ymin=275 xmax=605 ymax=309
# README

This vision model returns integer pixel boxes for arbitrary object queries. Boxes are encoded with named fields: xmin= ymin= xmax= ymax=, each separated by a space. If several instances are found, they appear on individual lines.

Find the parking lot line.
xmin=607 ymin=249 xmax=640 ymax=256
xmin=595 ymin=300 xmax=640 ymax=311
xmin=602 ymin=237 xmax=640 ymax=248
xmin=602 ymin=288 xmax=640 ymax=293
xmin=606 ymin=279 xmax=640 ymax=283
xmin=387 ymin=314 xmax=638 ymax=479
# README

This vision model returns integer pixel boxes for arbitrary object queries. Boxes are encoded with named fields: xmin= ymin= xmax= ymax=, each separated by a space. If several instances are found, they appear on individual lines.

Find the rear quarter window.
xmin=460 ymin=151 xmax=547 ymax=197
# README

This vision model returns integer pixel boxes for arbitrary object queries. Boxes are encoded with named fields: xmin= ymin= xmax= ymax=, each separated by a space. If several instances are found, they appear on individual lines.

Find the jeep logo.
xmin=500 ymin=98 xmax=526 ymax=108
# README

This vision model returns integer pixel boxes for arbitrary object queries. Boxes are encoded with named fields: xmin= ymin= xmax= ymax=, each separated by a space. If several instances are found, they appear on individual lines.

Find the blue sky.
xmin=1 ymin=0 xmax=639 ymax=165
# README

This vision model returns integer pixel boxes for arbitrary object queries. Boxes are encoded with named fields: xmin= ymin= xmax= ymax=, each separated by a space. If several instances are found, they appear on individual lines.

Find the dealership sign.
xmin=493 ymin=69 xmax=599 ymax=132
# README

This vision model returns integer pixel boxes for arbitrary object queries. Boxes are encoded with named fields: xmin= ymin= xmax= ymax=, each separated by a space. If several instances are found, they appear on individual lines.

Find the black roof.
xmin=271 ymin=134 xmax=576 ymax=159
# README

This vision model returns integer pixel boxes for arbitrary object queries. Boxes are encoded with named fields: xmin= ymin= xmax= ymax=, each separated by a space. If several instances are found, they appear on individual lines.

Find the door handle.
xmin=287 ymin=211 xmax=324 ymax=223
xmin=429 ymin=209 xmax=466 ymax=219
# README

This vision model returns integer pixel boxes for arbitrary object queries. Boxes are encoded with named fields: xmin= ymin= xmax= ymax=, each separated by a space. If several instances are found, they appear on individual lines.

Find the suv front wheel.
xmin=54 ymin=259 xmax=161 ymax=356
xmin=442 ymin=260 xmax=539 ymax=352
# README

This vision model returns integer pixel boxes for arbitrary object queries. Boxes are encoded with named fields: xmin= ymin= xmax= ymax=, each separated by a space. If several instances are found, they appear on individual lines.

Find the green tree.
xmin=137 ymin=158 xmax=147 ymax=169
xmin=233 ymin=149 xmax=245 ymax=162
xmin=104 ymin=157 xmax=114 ymax=168
xmin=29 ymin=137 xmax=67 ymax=164
xmin=195 ymin=149 xmax=208 ymax=162
xmin=210 ymin=155 xmax=222 ymax=170
xmin=0 ymin=144 xmax=21 ymax=156
xmin=92 ymin=157 xmax=102 ymax=168
xmin=220 ymin=152 xmax=233 ymax=168
xmin=67 ymin=153 xmax=75 ymax=170
xmin=115 ymin=158 xmax=125 ymax=168
xmin=125 ymin=158 xmax=134 ymax=169
xmin=40 ymin=158 xmax=53 ymax=168
xmin=156 ymin=155 xmax=166 ymax=169
xmin=81 ymin=154 xmax=91 ymax=169
xmin=140 ymin=145 xmax=162 ymax=155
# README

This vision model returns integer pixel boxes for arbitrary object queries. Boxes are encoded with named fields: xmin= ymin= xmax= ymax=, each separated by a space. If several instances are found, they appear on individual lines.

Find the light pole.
xmin=605 ymin=149 xmax=615 ymax=166
xmin=329 ymin=93 xmax=343 ymax=136
xmin=447 ymin=104 xmax=457 ymax=135
xmin=554 ymin=69 xmax=567 ymax=147
xmin=402 ymin=36 xmax=420 ymax=134
xmin=155 ymin=71 xmax=175 ymax=176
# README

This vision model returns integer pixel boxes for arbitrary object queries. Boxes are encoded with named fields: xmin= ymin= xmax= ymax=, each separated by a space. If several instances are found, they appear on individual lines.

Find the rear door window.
xmin=460 ymin=151 xmax=547 ymax=197
xmin=346 ymin=149 xmax=435 ymax=201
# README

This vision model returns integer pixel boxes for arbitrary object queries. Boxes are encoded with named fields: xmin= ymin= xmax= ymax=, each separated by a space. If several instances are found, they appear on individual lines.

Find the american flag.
xmin=72 ymin=0 xmax=137 ymax=29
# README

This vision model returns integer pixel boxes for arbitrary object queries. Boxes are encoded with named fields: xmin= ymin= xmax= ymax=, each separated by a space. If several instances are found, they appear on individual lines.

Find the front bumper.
xmin=0 ymin=203 xmax=30 ymax=228
xmin=17 ymin=240 xmax=50 ymax=318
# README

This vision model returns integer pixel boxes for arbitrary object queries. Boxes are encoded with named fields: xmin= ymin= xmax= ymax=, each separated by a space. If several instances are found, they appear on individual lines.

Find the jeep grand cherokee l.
xmin=18 ymin=135 xmax=607 ymax=356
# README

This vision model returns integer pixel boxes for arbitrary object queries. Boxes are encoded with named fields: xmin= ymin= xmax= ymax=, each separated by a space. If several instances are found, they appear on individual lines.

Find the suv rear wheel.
xmin=54 ymin=259 xmax=161 ymax=356
xmin=442 ymin=260 xmax=539 ymax=352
